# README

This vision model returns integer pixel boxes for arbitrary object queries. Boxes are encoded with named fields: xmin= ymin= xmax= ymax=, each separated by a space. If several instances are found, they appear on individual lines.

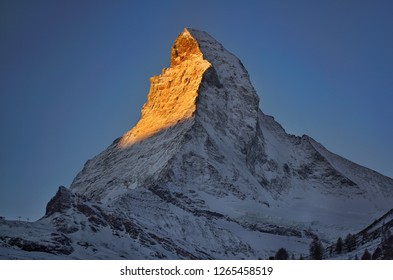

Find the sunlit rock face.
xmin=120 ymin=29 xmax=211 ymax=146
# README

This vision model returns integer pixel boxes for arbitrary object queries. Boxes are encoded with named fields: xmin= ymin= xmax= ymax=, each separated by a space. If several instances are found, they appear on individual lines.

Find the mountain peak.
xmin=120 ymin=28 xmax=260 ymax=148
xmin=119 ymin=29 xmax=211 ymax=147
xmin=169 ymin=28 xmax=203 ymax=66
xmin=72 ymin=28 xmax=261 ymax=200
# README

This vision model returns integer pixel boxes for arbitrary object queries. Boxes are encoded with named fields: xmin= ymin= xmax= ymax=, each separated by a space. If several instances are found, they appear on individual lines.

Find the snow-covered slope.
xmin=1 ymin=28 xmax=393 ymax=259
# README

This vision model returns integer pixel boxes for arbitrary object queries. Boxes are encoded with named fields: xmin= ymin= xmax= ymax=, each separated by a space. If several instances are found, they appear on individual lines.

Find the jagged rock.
xmin=45 ymin=186 xmax=72 ymax=216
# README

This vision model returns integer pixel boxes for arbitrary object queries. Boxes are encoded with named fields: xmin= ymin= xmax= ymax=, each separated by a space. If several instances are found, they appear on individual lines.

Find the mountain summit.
xmin=120 ymin=29 xmax=212 ymax=147
xmin=71 ymin=28 xmax=260 ymax=202
xmin=1 ymin=28 xmax=393 ymax=259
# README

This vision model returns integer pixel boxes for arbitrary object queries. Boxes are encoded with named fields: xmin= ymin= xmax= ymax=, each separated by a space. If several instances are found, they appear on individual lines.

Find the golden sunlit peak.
xmin=170 ymin=28 xmax=201 ymax=66
xmin=119 ymin=29 xmax=211 ymax=147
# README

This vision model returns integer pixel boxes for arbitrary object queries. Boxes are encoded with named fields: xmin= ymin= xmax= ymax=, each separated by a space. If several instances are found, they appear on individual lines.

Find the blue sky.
xmin=1 ymin=0 xmax=392 ymax=221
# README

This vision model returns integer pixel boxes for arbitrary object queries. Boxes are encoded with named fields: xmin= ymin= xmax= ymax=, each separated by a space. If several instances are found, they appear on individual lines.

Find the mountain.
xmin=1 ymin=28 xmax=392 ymax=259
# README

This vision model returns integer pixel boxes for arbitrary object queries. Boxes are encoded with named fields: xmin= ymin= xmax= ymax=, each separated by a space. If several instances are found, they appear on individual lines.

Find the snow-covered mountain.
xmin=1 ymin=28 xmax=392 ymax=259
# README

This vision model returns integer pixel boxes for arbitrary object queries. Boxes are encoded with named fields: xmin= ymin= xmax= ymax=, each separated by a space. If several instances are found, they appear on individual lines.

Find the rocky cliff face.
xmin=120 ymin=29 xmax=211 ymax=147
xmin=1 ymin=28 xmax=393 ymax=259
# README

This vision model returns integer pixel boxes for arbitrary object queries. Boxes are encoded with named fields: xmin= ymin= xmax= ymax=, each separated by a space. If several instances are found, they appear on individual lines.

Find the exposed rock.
xmin=45 ymin=186 xmax=72 ymax=216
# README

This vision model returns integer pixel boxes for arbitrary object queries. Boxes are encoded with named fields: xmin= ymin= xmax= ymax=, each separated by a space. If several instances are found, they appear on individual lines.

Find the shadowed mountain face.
xmin=1 ymin=28 xmax=393 ymax=259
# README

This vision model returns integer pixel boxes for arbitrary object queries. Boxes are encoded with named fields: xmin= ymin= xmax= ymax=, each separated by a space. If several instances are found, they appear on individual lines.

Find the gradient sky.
xmin=1 ymin=0 xmax=392 ymax=221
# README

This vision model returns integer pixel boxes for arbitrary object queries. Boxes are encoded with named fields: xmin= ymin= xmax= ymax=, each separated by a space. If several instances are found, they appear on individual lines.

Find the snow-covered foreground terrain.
xmin=1 ymin=28 xmax=392 ymax=259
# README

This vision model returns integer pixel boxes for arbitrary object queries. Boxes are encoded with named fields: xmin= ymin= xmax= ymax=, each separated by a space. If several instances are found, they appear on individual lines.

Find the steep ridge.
xmin=309 ymin=137 xmax=393 ymax=205
xmin=1 ymin=28 xmax=393 ymax=259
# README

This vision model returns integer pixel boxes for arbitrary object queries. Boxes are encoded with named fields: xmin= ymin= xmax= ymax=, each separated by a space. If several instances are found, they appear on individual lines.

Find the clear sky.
xmin=1 ymin=0 xmax=392 ymax=221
